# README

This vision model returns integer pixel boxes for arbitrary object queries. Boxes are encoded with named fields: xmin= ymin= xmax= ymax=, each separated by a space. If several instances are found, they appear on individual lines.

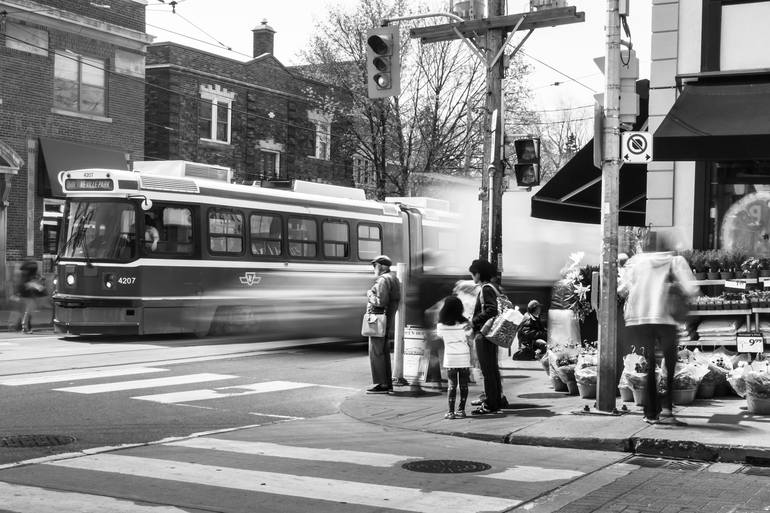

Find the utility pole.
xmin=409 ymin=4 xmax=584 ymax=269
xmin=596 ymin=0 xmax=621 ymax=412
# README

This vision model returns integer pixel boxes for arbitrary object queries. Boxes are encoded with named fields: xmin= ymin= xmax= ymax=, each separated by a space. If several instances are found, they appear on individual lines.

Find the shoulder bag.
xmin=665 ymin=264 xmax=690 ymax=323
xmin=480 ymin=284 xmax=521 ymax=348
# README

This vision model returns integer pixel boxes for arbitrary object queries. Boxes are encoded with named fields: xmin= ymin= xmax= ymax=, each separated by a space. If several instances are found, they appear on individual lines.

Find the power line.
xmin=520 ymin=50 xmax=598 ymax=93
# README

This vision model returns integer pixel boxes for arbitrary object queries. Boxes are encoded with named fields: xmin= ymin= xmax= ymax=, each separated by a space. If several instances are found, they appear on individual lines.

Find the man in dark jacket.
xmin=515 ymin=300 xmax=548 ymax=360
xmin=365 ymin=255 xmax=401 ymax=394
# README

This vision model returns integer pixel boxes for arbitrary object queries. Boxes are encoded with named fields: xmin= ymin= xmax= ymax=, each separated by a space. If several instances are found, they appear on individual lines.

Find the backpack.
xmin=479 ymin=284 xmax=522 ymax=348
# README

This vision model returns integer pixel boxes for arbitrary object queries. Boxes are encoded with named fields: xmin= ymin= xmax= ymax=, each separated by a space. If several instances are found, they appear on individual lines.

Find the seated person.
xmin=515 ymin=300 xmax=548 ymax=360
xmin=144 ymin=214 xmax=160 ymax=252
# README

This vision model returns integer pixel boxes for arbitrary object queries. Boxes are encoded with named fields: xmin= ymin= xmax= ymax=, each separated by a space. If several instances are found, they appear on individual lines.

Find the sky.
xmin=145 ymin=0 xmax=652 ymax=118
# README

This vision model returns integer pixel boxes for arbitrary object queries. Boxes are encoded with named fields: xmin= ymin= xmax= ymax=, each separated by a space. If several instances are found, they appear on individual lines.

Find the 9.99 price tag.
xmin=736 ymin=332 xmax=765 ymax=353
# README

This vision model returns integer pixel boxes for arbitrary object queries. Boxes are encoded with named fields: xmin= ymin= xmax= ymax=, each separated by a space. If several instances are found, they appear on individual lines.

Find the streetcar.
xmin=52 ymin=161 xmax=469 ymax=337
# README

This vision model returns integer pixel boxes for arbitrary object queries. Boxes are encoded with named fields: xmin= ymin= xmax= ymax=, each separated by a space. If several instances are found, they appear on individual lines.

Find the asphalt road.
xmin=2 ymin=332 xmax=770 ymax=513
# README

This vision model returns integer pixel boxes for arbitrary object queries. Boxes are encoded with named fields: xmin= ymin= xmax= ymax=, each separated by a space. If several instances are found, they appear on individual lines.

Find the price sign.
xmin=725 ymin=280 xmax=747 ymax=290
xmin=761 ymin=277 xmax=770 ymax=287
xmin=736 ymin=332 xmax=765 ymax=353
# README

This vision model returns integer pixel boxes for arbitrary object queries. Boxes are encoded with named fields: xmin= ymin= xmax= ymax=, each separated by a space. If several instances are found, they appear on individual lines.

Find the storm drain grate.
xmin=402 ymin=460 xmax=491 ymax=473
xmin=627 ymin=456 xmax=707 ymax=471
xmin=0 ymin=434 xmax=77 ymax=448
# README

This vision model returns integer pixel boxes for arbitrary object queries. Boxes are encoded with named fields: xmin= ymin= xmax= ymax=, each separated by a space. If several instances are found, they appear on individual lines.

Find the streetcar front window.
xmin=61 ymin=201 xmax=137 ymax=261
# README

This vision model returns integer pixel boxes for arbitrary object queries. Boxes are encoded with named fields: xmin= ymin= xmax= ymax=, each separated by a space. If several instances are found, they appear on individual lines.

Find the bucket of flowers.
xmin=744 ymin=360 xmax=770 ymax=414
xmin=621 ymin=347 xmax=657 ymax=406
xmin=659 ymin=349 xmax=710 ymax=405
xmin=574 ymin=344 xmax=598 ymax=399
xmin=550 ymin=345 xmax=580 ymax=395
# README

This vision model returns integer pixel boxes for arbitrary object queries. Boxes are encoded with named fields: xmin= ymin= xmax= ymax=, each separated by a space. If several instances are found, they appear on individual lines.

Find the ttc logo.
xmin=239 ymin=272 xmax=262 ymax=286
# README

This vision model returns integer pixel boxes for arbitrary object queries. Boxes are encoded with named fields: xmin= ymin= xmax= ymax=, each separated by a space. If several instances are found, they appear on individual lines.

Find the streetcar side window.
xmin=357 ymin=224 xmax=381 ymax=261
xmin=160 ymin=207 xmax=194 ymax=255
xmin=322 ymin=220 xmax=349 ymax=259
xmin=250 ymin=213 xmax=282 ymax=256
xmin=287 ymin=217 xmax=317 ymax=257
xmin=208 ymin=209 xmax=244 ymax=254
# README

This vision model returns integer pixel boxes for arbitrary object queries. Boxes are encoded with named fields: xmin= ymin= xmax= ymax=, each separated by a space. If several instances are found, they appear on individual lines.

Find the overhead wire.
xmin=520 ymin=49 xmax=598 ymax=93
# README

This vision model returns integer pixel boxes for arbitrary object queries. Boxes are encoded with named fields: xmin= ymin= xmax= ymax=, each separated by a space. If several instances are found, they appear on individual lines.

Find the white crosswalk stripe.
xmin=53 ymin=373 xmax=238 ymax=394
xmin=47 ymin=453 xmax=520 ymax=513
xmin=0 ymin=366 xmax=168 ymax=386
xmin=132 ymin=379 xmax=346 ymax=404
xmin=480 ymin=465 xmax=585 ymax=481
xmin=0 ymin=481 xmax=189 ymax=513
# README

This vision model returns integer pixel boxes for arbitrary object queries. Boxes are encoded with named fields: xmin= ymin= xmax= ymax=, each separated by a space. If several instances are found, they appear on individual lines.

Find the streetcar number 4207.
xmin=117 ymin=277 xmax=136 ymax=285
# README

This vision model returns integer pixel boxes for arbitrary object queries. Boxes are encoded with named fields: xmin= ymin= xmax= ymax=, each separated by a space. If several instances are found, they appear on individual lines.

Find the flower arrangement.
xmin=561 ymin=252 xmax=594 ymax=322
xmin=741 ymin=257 xmax=761 ymax=276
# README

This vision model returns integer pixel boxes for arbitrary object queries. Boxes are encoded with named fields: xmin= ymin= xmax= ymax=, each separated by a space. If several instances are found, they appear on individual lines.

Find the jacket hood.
xmin=640 ymin=251 xmax=674 ymax=268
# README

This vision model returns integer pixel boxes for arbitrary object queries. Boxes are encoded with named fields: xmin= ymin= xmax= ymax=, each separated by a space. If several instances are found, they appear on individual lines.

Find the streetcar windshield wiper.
xmin=59 ymin=210 xmax=94 ymax=266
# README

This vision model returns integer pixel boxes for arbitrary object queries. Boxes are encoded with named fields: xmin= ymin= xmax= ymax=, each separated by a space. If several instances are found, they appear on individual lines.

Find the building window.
xmin=261 ymin=150 xmax=280 ymax=178
xmin=5 ymin=22 xmax=48 ymax=57
xmin=353 ymin=157 xmax=374 ymax=186
xmin=308 ymin=110 xmax=332 ymax=160
xmin=250 ymin=213 xmax=282 ymax=256
xmin=208 ymin=209 xmax=243 ymax=254
xmin=358 ymin=224 xmax=382 ymax=261
xmin=114 ymin=49 xmax=145 ymax=78
xmin=720 ymin=1 xmax=770 ymax=70
xmin=323 ymin=221 xmax=349 ymax=258
xmin=53 ymin=51 xmax=106 ymax=115
xmin=288 ymin=217 xmax=317 ymax=257
xmin=199 ymin=84 xmax=235 ymax=144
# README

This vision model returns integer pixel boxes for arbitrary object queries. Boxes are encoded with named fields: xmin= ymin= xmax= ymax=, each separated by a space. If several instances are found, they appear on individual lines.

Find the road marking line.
xmin=0 ymin=481 xmax=188 ymax=513
xmin=132 ymin=380 xmax=318 ymax=404
xmin=480 ymin=465 xmax=585 ymax=482
xmin=248 ymin=412 xmax=304 ymax=420
xmin=48 ymin=454 xmax=520 ymax=513
xmin=53 ymin=373 xmax=238 ymax=394
xmin=167 ymin=438 xmax=417 ymax=467
xmin=0 ymin=367 xmax=168 ymax=386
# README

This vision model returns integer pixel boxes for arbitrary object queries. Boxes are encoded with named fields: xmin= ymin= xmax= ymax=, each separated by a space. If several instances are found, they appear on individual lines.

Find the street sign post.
xmin=621 ymin=131 xmax=653 ymax=164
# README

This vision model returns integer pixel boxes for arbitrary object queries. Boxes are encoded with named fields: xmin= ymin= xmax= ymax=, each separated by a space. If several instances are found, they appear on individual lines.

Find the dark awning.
xmin=531 ymin=138 xmax=647 ymax=226
xmin=654 ymin=81 xmax=770 ymax=161
xmin=38 ymin=137 xmax=128 ymax=198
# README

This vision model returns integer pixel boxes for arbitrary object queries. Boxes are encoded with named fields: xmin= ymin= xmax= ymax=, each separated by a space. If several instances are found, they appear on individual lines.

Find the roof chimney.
xmin=252 ymin=19 xmax=275 ymax=57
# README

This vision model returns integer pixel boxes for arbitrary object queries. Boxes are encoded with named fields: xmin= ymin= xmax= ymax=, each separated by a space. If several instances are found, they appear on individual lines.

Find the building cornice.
xmin=0 ymin=0 xmax=154 ymax=51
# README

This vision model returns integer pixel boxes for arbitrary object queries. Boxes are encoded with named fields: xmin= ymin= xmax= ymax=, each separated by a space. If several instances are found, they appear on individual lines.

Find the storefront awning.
xmin=38 ymin=137 xmax=128 ymax=198
xmin=654 ymin=81 xmax=770 ymax=161
xmin=531 ymin=139 xmax=647 ymax=226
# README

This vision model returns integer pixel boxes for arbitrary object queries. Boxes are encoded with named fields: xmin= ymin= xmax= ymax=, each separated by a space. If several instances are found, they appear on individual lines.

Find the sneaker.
xmin=444 ymin=412 xmax=456 ymax=420
xmin=642 ymin=416 xmax=659 ymax=424
xmin=366 ymin=384 xmax=391 ymax=394
xmin=454 ymin=410 xmax=467 ymax=418
xmin=471 ymin=399 xmax=483 ymax=406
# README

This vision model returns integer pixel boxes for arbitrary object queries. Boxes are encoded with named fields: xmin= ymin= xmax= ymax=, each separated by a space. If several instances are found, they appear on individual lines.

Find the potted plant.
xmin=690 ymin=250 xmax=708 ymax=280
xmin=741 ymin=257 xmax=760 ymax=279
xmin=719 ymin=251 xmax=734 ymax=280
xmin=760 ymin=257 xmax=770 ymax=277
xmin=706 ymin=249 xmax=721 ymax=280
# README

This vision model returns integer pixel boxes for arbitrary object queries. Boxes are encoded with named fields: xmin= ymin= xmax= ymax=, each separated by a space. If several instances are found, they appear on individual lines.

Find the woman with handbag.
xmin=619 ymin=246 xmax=699 ymax=425
xmin=469 ymin=259 xmax=503 ymax=415
xmin=364 ymin=255 xmax=401 ymax=394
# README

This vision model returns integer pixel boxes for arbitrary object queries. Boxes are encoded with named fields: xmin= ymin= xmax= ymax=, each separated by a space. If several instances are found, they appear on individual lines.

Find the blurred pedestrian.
xmin=365 ymin=255 xmax=401 ymax=394
xmin=619 ymin=247 xmax=699 ymax=425
xmin=469 ymin=259 xmax=503 ymax=414
xmin=436 ymin=296 xmax=472 ymax=419
xmin=515 ymin=300 xmax=548 ymax=360
xmin=14 ymin=260 xmax=45 ymax=333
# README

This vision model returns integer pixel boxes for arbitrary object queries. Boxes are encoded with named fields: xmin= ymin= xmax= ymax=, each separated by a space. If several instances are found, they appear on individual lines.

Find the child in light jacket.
xmin=436 ymin=295 xmax=473 ymax=419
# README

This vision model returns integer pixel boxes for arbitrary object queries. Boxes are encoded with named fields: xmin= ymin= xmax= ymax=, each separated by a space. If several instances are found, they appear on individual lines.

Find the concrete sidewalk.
xmin=0 ymin=302 xmax=53 ymax=333
xmin=341 ymin=359 xmax=770 ymax=464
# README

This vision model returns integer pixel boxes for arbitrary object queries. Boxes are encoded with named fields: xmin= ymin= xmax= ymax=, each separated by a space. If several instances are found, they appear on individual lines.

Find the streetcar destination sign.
xmin=64 ymin=178 xmax=114 ymax=191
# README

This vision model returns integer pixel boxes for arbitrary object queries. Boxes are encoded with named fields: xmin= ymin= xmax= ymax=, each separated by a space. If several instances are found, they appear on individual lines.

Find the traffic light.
xmin=365 ymin=26 xmax=400 ymax=99
xmin=513 ymin=137 xmax=540 ymax=187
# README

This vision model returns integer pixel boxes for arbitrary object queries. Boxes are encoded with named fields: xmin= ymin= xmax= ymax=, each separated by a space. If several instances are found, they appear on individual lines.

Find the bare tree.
xmin=534 ymin=107 xmax=591 ymax=182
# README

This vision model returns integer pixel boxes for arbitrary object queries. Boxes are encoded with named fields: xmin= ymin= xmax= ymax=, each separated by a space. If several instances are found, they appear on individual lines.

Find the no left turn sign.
xmin=621 ymin=131 xmax=653 ymax=164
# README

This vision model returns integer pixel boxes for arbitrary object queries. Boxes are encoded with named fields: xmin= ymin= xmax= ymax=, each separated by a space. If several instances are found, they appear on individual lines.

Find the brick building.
xmin=144 ymin=20 xmax=353 ymax=187
xmin=0 ymin=0 xmax=152 ymax=299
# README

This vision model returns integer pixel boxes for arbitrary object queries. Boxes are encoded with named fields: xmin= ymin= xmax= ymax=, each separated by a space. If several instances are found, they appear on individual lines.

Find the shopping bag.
xmin=481 ymin=296 xmax=522 ymax=349
xmin=361 ymin=313 xmax=386 ymax=337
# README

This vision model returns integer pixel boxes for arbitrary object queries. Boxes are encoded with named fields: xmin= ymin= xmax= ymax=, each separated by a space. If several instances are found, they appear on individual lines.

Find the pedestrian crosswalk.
xmin=0 ymin=434 xmax=536 ymax=513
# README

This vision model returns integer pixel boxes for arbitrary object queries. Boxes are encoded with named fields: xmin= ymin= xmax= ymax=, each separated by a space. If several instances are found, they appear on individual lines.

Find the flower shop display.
xmin=692 ymin=349 xmax=732 ymax=398
xmin=744 ymin=360 xmax=770 ymax=414
xmin=621 ymin=350 xmax=658 ymax=406
xmin=561 ymin=252 xmax=594 ymax=324
xmin=728 ymin=363 xmax=749 ymax=398
xmin=574 ymin=347 xmax=598 ymax=399
xmin=551 ymin=346 xmax=580 ymax=395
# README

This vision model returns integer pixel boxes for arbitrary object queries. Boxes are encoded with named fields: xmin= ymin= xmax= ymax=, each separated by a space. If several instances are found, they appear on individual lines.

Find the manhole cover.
xmin=0 ymin=434 xmax=77 ymax=448
xmin=402 ymin=460 xmax=491 ymax=473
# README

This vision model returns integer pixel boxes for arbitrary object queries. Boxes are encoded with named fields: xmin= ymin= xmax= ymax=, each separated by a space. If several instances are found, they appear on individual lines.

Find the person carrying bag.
xmin=363 ymin=255 xmax=401 ymax=394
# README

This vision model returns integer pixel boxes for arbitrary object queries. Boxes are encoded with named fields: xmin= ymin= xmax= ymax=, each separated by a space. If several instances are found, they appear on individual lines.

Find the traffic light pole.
xmin=596 ymin=0 xmax=621 ymax=413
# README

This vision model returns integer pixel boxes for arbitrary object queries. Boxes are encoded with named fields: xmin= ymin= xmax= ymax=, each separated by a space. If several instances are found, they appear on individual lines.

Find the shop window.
xmin=251 ymin=213 xmax=282 ymax=256
xmin=5 ymin=22 xmax=48 ymax=57
xmin=358 ymin=224 xmax=381 ymax=261
xmin=323 ymin=221 xmax=349 ymax=258
xmin=53 ymin=51 xmax=105 ymax=115
xmin=288 ymin=217 xmax=317 ymax=257
xmin=208 ymin=209 xmax=243 ymax=254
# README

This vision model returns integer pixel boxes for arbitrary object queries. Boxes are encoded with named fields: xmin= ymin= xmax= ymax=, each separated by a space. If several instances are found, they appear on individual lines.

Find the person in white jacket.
xmin=436 ymin=296 xmax=473 ymax=419
xmin=618 ymin=249 xmax=699 ymax=425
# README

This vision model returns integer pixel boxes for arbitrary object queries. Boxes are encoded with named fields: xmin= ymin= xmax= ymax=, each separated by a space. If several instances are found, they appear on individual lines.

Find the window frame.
xmin=357 ymin=222 xmax=383 ymax=261
xmin=53 ymin=51 xmax=106 ymax=116
xmin=142 ymin=204 xmax=197 ymax=258
xmin=260 ymin=149 xmax=281 ymax=178
xmin=287 ymin=216 xmax=319 ymax=259
xmin=249 ymin=211 xmax=283 ymax=258
xmin=199 ymin=85 xmax=234 ymax=144
xmin=322 ymin=219 xmax=350 ymax=260
xmin=207 ymin=207 xmax=245 ymax=256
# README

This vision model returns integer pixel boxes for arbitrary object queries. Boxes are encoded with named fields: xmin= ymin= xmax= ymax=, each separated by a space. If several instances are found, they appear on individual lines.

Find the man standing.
xmin=365 ymin=255 xmax=401 ymax=394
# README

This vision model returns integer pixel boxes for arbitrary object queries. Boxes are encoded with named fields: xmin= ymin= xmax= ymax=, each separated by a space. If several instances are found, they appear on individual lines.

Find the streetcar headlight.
xmin=65 ymin=274 xmax=75 ymax=286
xmin=103 ymin=273 xmax=114 ymax=290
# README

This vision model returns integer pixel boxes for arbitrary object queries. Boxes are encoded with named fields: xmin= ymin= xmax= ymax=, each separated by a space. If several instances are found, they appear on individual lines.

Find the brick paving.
xmin=554 ymin=467 xmax=770 ymax=513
